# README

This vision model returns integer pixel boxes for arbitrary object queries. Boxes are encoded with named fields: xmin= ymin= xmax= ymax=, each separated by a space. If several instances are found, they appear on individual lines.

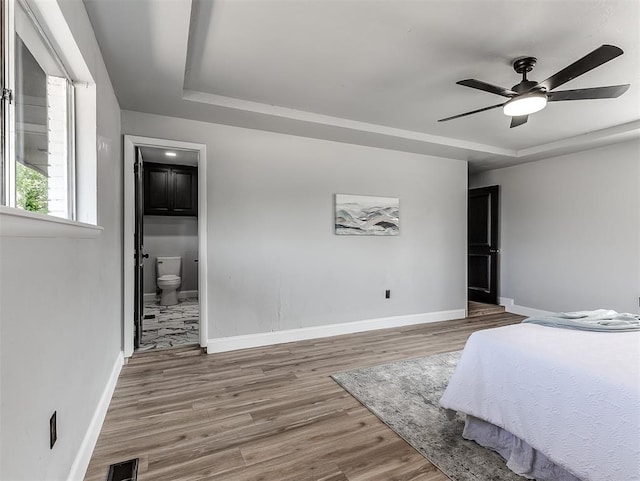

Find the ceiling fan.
xmin=438 ymin=45 xmax=630 ymax=128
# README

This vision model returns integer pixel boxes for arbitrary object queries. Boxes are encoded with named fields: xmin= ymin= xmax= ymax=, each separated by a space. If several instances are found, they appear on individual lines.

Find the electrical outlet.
xmin=50 ymin=411 xmax=57 ymax=449
xmin=385 ymin=289 xmax=391 ymax=299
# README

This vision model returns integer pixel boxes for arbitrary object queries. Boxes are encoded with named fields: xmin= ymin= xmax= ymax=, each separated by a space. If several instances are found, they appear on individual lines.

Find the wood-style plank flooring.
xmin=84 ymin=312 xmax=523 ymax=481
xmin=467 ymin=301 xmax=505 ymax=318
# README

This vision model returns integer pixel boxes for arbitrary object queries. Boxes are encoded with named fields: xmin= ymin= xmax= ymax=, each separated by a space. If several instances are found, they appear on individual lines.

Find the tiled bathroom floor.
xmin=138 ymin=297 xmax=200 ymax=351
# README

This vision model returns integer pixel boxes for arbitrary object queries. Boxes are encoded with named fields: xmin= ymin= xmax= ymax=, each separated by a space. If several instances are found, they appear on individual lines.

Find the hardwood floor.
xmin=84 ymin=312 xmax=523 ymax=481
xmin=467 ymin=301 xmax=505 ymax=318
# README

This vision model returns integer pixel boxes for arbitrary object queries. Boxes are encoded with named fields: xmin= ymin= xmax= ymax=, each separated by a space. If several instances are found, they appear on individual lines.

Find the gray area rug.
xmin=332 ymin=351 xmax=523 ymax=481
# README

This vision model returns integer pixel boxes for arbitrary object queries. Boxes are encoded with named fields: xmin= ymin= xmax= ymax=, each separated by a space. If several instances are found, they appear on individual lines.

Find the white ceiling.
xmin=84 ymin=0 xmax=640 ymax=172
xmin=139 ymin=146 xmax=199 ymax=166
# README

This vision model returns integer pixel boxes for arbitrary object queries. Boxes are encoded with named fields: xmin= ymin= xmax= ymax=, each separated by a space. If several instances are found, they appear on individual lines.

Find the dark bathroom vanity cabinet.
xmin=144 ymin=162 xmax=198 ymax=216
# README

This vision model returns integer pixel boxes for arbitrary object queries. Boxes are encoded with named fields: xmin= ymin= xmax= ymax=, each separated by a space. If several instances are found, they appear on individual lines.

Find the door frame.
xmin=123 ymin=135 xmax=208 ymax=358
xmin=467 ymin=185 xmax=500 ymax=306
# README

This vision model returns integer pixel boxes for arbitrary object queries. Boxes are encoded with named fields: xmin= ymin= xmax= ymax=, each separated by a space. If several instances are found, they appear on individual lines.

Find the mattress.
xmin=439 ymin=323 xmax=640 ymax=481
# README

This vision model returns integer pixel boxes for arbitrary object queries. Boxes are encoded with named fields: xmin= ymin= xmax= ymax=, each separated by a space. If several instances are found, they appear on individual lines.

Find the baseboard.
xmin=207 ymin=309 xmax=466 ymax=353
xmin=143 ymin=290 xmax=198 ymax=302
xmin=498 ymin=297 xmax=514 ymax=309
xmin=499 ymin=297 xmax=553 ymax=317
xmin=178 ymin=290 xmax=198 ymax=300
xmin=67 ymin=351 xmax=124 ymax=481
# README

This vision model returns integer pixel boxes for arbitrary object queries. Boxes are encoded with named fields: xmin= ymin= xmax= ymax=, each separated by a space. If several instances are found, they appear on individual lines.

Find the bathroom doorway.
xmin=136 ymin=146 xmax=200 ymax=350
xmin=123 ymin=136 xmax=208 ymax=358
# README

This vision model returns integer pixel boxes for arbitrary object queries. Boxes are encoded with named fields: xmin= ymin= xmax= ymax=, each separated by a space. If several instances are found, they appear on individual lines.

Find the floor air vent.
xmin=106 ymin=458 xmax=138 ymax=481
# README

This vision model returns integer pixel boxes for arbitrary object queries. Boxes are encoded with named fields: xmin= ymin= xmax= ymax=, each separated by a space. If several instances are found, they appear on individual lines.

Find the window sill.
xmin=0 ymin=206 xmax=103 ymax=238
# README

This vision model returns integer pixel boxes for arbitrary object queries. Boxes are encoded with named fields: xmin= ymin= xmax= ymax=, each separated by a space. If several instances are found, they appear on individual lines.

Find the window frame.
xmin=1 ymin=0 xmax=77 ymax=220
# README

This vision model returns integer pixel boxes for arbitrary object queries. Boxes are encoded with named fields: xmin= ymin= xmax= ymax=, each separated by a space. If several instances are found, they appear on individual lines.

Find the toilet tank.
xmin=157 ymin=256 xmax=181 ymax=277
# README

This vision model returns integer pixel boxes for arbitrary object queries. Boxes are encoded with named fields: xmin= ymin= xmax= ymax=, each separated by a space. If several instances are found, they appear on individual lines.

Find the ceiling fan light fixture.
xmin=503 ymin=92 xmax=547 ymax=116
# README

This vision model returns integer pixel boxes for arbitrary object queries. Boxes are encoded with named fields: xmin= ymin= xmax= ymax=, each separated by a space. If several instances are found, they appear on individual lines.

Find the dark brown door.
xmin=133 ymin=148 xmax=147 ymax=348
xmin=468 ymin=185 xmax=499 ymax=304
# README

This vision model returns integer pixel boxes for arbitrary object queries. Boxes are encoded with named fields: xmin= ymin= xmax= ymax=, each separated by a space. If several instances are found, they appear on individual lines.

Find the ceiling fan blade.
xmin=539 ymin=45 xmax=624 ymax=92
xmin=547 ymin=84 xmax=630 ymax=101
xmin=438 ymin=103 xmax=505 ymax=122
xmin=510 ymin=115 xmax=528 ymax=128
xmin=457 ymin=79 xmax=517 ymax=98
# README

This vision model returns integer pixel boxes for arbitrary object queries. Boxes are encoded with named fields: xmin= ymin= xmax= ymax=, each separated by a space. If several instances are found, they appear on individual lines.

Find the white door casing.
xmin=123 ymin=135 xmax=208 ymax=357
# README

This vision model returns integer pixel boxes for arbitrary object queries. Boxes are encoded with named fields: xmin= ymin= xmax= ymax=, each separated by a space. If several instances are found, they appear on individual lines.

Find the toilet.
xmin=156 ymin=256 xmax=181 ymax=306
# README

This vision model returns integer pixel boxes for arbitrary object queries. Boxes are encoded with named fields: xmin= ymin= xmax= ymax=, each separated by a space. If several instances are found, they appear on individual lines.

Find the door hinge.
xmin=1 ymin=88 xmax=13 ymax=104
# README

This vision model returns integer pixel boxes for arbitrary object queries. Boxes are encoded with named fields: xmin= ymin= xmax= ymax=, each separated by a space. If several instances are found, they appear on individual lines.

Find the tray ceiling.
xmin=84 ymin=0 xmax=640 ymax=171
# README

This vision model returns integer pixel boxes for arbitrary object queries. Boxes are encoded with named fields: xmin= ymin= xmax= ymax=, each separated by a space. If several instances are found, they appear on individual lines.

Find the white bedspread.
xmin=440 ymin=323 xmax=640 ymax=481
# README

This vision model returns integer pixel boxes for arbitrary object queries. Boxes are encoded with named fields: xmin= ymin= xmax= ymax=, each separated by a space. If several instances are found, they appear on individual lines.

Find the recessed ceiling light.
xmin=165 ymin=151 xmax=177 ymax=157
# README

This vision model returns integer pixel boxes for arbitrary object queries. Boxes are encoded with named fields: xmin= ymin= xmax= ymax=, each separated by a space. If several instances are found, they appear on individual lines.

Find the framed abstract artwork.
xmin=335 ymin=194 xmax=399 ymax=236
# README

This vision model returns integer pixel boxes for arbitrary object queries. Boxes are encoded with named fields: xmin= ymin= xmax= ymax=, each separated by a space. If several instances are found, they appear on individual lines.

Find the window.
xmin=2 ymin=0 xmax=75 ymax=219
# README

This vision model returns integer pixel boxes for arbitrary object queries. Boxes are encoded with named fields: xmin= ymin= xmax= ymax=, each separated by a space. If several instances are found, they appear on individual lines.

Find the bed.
xmin=439 ymin=322 xmax=640 ymax=481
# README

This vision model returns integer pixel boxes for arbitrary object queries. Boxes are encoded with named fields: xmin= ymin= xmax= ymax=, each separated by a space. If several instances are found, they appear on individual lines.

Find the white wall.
xmin=122 ymin=110 xmax=468 ymax=340
xmin=0 ymin=1 xmax=122 ymax=480
xmin=470 ymin=139 xmax=640 ymax=313
xmin=143 ymin=216 xmax=199 ymax=294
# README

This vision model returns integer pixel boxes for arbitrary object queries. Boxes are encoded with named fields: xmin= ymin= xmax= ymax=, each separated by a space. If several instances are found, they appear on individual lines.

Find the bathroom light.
xmin=165 ymin=151 xmax=177 ymax=157
xmin=503 ymin=92 xmax=547 ymax=116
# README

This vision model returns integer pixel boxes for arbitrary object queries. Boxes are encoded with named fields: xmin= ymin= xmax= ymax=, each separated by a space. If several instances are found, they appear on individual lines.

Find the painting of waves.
xmin=335 ymin=194 xmax=399 ymax=236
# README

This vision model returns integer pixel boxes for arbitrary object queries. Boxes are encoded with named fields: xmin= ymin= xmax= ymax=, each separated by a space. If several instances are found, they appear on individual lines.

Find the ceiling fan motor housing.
xmin=513 ymin=80 xmax=542 ymax=94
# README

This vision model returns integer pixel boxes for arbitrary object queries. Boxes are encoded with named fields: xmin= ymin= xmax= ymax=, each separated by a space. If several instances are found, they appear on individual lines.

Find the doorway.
xmin=123 ymin=136 xmax=208 ymax=358
xmin=468 ymin=185 xmax=500 ymax=306
xmin=135 ymin=146 xmax=200 ymax=350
